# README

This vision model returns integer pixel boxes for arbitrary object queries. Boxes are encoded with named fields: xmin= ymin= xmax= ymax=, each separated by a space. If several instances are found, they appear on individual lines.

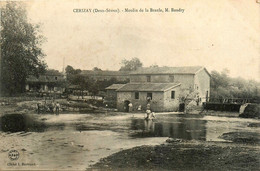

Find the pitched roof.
xmin=130 ymin=66 xmax=204 ymax=75
xmin=81 ymin=70 xmax=129 ymax=76
xmin=116 ymin=83 xmax=181 ymax=92
xmin=26 ymin=75 xmax=65 ymax=83
xmin=105 ymin=84 xmax=125 ymax=90
xmin=45 ymin=69 xmax=63 ymax=76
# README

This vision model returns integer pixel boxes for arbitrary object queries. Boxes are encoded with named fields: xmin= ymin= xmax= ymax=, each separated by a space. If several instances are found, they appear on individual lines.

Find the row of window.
xmin=146 ymin=75 xmax=175 ymax=82
xmin=134 ymin=91 xmax=175 ymax=100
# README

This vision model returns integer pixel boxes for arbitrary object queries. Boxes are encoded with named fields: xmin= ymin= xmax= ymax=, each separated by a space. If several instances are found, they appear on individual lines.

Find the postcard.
xmin=0 ymin=0 xmax=259 ymax=170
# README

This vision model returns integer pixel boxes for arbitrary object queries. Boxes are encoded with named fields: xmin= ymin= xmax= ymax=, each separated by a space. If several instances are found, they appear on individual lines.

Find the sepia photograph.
xmin=0 ymin=0 xmax=259 ymax=170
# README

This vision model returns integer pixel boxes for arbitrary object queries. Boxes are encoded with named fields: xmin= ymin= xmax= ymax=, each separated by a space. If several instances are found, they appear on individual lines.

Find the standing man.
xmin=37 ymin=103 xmax=41 ymax=114
xmin=55 ymin=102 xmax=60 ymax=115
xmin=49 ymin=100 xmax=55 ymax=114
xmin=128 ymin=102 xmax=133 ymax=112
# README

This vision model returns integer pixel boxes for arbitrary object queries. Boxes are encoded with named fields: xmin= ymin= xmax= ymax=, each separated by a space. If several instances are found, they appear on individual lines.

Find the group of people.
xmin=127 ymin=98 xmax=156 ymax=120
xmin=36 ymin=101 xmax=60 ymax=115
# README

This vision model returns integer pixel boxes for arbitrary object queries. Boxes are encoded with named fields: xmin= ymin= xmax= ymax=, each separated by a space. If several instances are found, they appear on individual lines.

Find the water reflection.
xmin=0 ymin=114 xmax=65 ymax=132
xmin=130 ymin=117 xmax=207 ymax=141
xmin=1 ymin=113 xmax=257 ymax=142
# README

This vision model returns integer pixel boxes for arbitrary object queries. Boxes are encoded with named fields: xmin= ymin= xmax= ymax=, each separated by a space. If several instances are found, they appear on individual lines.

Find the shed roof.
xmin=105 ymin=84 xmax=125 ymax=90
xmin=130 ymin=66 xmax=204 ymax=75
xmin=116 ymin=83 xmax=181 ymax=92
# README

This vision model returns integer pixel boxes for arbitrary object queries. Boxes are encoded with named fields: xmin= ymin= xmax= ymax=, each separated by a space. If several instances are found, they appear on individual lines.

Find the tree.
xmin=119 ymin=57 xmax=143 ymax=71
xmin=149 ymin=64 xmax=159 ymax=68
xmin=69 ymin=74 xmax=92 ymax=99
xmin=178 ymin=89 xmax=199 ymax=113
xmin=65 ymin=65 xmax=75 ymax=75
xmin=210 ymin=69 xmax=260 ymax=102
xmin=65 ymin=65 xmax=81 ymax=75
xmin=93 ymin=67 xmax=102 ymax=71
xmin=0 ymin=2 xmax=47 ymax=95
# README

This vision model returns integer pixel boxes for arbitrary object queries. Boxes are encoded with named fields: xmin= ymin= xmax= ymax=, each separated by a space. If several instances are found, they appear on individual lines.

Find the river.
xmin=0 ymin=112 xmax=259 ymax=170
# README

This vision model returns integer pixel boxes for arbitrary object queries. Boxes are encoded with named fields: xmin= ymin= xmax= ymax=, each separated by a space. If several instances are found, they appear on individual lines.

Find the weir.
xmin=203 ymin=102 xmax=241 ymax=112
xmin=203 ymin=98 xmax=258 ymax=112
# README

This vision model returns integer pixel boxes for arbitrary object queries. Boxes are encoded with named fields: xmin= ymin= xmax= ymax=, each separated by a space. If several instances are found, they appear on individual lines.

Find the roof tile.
xmin=105 ymin=84 xmax=125 ymax=90
xmin=116 ymin=83 xmax=181 ymax=92
xmin=130 ymin=66 xmax=203 ymax=75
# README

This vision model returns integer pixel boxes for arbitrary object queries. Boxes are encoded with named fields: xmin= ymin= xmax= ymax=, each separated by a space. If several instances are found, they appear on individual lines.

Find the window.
xmin=169 ymin=75 xmax=174 ymax=82
xmin=171 ymin=91 xmax=175 ymax=99
xmin=147 ymin=92 xmax=153 ymax=100
xmin=135 ymin=92 xmax=139 ymax=99
xmin=55 ymin=76 xmax=58 ymax=80
xmin=147 ymin=75 xmax=151 ymax=82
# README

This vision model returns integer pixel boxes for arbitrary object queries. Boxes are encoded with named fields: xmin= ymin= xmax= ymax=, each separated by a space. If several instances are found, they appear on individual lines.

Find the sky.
xmin=20 ymin=0 xmax=260 ymax=81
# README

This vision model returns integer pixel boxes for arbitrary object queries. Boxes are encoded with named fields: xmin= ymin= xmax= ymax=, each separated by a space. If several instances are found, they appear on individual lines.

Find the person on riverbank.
xmin=145 ymin=101 xmax=155 ymax=120
xmin=55 ymin=102 xmax=60 ymax=115
xmin=145 ymin=109 xmax=155 ymax=120
xmin=36 ymin=103 xmax=41 ymax=114
xmin=128 ymin=102 xmax=133 ymax=112
xmin=49 ymin=101 xmax=55 ymax=114
xmin=137 ymin=105 xmax=142 ymax=112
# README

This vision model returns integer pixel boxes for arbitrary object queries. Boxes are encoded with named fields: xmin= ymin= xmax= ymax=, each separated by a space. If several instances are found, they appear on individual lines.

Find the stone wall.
xmin=106 ymin=90 xmax=117 ymax=101
xmin=117 ymin=91 xmax=165 ymax=112
xmin=130 ymin=74 xmax=194 ymax=89
xmin=194 ymin=69 xmax=210 ymax=103
xmin=173 ymin=74 xmax=194 ymax=90
xmin=117 ymin=92 xmax=132 ymax=111
xmin=163 ymin=86 xmax=181 ymax=112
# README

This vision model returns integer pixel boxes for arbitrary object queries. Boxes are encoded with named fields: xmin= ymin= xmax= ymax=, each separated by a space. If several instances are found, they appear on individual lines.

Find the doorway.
xmin=179 ymin=103 xmax=185 ymax=112
xmin=124 ymin=100 xmax=130 ymax=112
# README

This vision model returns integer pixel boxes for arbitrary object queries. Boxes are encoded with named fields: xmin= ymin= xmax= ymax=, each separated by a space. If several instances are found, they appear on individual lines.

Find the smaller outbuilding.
xmin=116 ymin=83 xmax=181 ymax=112
xmin=26 ymin=72 xmax=65 ymax=93
xmin=105 ymin=84 xmax=125 ymax=108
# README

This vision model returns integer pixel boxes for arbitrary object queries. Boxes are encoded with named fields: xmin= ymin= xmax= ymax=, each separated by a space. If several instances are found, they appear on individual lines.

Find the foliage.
xmin=0 ymin=2 xmax=47 ymax=95
xmin=65 ymin=65 xmax=81 ymax=75
xmin=66 ymin=66 xmax=91 ymax=90
xmin=179 ymin=89 xmax=199 ymax=104
xmin=178 ymin=89 xmax=200 ymax=113
xmin=87 ymin=77 xmax=128 ymax=96
xmin=149 ymin=64 xmax=159 ymax=68
xmin=46 ymin=69 xmax=61 ymax=75
xmin=119 ymin=57 xmax=143 ymax=71
xmin=92 ymin=77 xmax=128 ymax=95
xmin=93 ymin=67 xmax=102 ymax=71
xmin=66 ymin=65 xmax=129 ymax=97
xmin=210 ymin=69 xmax=260 ymax=101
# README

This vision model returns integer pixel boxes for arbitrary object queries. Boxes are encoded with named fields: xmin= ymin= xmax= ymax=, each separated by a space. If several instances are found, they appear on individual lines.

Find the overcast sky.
xmin=23 ymin=0 xmax=260 ymax=81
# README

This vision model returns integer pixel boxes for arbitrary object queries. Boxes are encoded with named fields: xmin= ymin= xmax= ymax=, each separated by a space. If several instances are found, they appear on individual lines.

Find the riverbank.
xmin=91 ymin=139 xmax=260 ymax=171
xmin=0 ymin=110 xmax=260 ymax=170
xmin=1 ymin=97 xmax=259 ymax=170
xmin=0 ymin=96 xmax=244 ymax=118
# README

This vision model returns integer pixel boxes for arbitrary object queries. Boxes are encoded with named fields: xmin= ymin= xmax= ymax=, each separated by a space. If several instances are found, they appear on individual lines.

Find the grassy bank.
xmin=91 ymin=140 xmax=260 ymax=171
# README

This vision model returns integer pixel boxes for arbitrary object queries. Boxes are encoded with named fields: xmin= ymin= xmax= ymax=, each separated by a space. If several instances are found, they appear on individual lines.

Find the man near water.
xmin=145 ymin=100 xmax=155 ymax=120
xmin=55 ymin=102 xmax=60 ymax=115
